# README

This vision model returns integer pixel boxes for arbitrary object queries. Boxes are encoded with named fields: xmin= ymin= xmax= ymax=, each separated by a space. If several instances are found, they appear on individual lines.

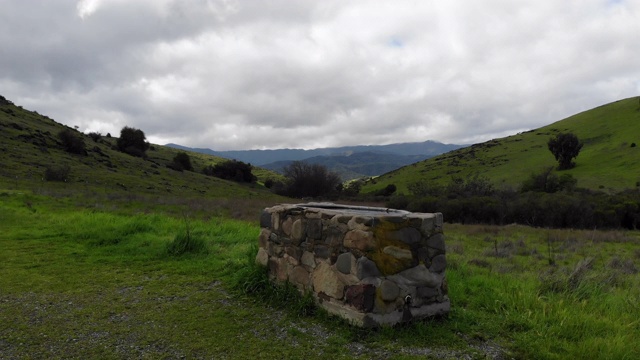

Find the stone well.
xmin=256 ymin=203 xmax=449 ymax=327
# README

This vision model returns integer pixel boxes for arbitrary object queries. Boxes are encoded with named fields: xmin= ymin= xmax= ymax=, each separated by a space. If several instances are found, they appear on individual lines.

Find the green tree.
xmin=280 ymin=161 xmax=341 ymax=198
xmin=170 ymin=152 xmax=193 ymax=171
xmin=58 ymin=128 xmax=87 ymax=155
xmin=203 ymin=160 xmax=256 ymax=183
xmin=548 ymin=132 xmax=583 ymax=170
xmin=117 ymin=126 xmax=149 ymax=157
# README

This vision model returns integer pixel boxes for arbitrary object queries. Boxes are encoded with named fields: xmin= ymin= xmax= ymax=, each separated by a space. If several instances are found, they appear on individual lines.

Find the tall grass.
xmin=2 ymin=191 xmax=639 ymax=359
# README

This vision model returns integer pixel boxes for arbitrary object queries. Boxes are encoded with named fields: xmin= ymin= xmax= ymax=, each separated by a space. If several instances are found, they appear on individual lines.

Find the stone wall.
xmin=256 ymin=203 xmax=449 ymax=327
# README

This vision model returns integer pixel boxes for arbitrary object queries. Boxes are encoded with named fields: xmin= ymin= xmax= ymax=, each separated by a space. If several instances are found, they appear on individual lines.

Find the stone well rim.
xmin=293 ymin=202 xmax=410 ymax=217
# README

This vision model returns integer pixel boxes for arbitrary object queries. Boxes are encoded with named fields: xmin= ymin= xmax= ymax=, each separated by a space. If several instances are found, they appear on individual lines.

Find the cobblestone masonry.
xmin=256 ymin=203 xmax=449 ymax=327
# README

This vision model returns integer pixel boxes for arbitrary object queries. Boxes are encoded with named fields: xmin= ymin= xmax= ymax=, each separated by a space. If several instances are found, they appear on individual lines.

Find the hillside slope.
xmin=363 ymin=97 xmax=640 ymax=194
xmin=0 ymin=96 xmax=281 ymax=200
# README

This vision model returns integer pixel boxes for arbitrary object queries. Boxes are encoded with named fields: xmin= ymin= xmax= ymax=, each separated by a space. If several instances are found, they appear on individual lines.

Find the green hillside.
xmin=0 ymin=96 xmax=284 ymax=211
xmin=363 ymin=96 xmax=640 ymax=194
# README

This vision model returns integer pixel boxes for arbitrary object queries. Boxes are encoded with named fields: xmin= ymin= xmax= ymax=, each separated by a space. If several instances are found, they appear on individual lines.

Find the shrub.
xmin=203 ymin=160 xmax=256 ymax=183
xmin=342 ymin=179 xmax=363 ymax=197
xmin=58 ymin=129 xmax=87 ymax=155
xmin=168 ymin=152 xmax=193 ymax=172
xmin=375 ymin=184 xmax=397 ymax=196
xmin=87 ymin=131 xmax=102 ymax=142
xmin=264 ymin=179 xmax=275 ymax=189
xmin=278 ymin=161 xmax=341 ymax=198
xmin=44 ymin=165 xmax=71 ymax=182
xmin=548 ymin=132 xmax=583 ymax=170
xmin=117 ymin=126 xmax=149 ymax=157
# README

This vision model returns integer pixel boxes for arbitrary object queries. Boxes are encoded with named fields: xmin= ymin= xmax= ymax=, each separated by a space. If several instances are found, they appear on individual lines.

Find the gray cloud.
xmin=1 ymin=0 xmax=639 ymax=150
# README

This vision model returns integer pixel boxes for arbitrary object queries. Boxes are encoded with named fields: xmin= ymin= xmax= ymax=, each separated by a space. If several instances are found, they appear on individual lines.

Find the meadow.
xmin=2 ymin=189 xmax=639 ymax=359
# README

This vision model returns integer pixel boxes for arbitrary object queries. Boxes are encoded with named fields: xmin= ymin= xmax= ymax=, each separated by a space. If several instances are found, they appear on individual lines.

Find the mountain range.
xmin=166 ymin=141 xmax=464 ymax=180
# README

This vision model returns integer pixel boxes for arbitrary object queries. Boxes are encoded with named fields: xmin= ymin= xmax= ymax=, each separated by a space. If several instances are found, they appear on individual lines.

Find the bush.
xmin=44 ymin=165 xmax=71 ymax=181
xmin=264 ymin=179 xmax=275 ymax=189
xmin=277 ymin=161 xmax=341 ymax=198
xmin=521 ymin=167 xmax=577 ymax=193
xmin=203 ymin=160 xmax=257 ymax=183
xmin=548 ymin=132 xmax=583 ymax=170
xmin=58 ymin=129 xmax=87 ymax=155
xmin=168 ymin=152 xmax=193 ymax=172
xmin=117 ymin=126 xmax=149 ymax=157
xmin=87 ymin=132 xmax=101 ymax=142
xmin=375 ymin=184 xmax=397 ymax=196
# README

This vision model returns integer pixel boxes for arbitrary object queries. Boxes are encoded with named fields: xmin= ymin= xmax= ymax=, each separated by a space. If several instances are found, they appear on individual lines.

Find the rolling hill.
xmin=260 ymin=151 xmax=431 ymax=180
xmin=362 ymin=96 xmax=640 ymax=194
xmin=166 ymin=141 xmax=463 ymax=166
xmin=0 ymin=95 xmax=283 ymax=203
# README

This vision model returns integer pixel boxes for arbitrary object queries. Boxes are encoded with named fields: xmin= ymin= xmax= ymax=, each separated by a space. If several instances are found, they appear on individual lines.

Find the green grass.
xmin=2 ymin=189 xmax=639 ymax=359
xmin=363 ymin=96 xmax=640 ymax=194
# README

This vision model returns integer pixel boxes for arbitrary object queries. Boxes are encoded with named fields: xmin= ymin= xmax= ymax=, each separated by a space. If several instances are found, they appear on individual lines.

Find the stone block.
xmin=314 ymin=245 xmax=330 ymax=259
xmin=260 ymin=210 xmax=272 ymax=228
xmin=356 ymin=256 xmax=381 ymax=279
xmin=389 ymin=264 xmax=441 ymax=288
xmin=290 ymin=266 xmax=310 ymax=289
xmin=429 ymin=254 xmax=446 ymax=273
xmin=417 ymin=286 xmax=439 ymax=299
xmin=312 ymin=262 xmax=345 ymax=300
xmin=282 ymin=216 xmax=293 ymax=236
xmin=336 ymin=252 xmax=354 ymax=274
xmin=345 ymin=284 xmax=375 ymax=312
xmin=255 ymin=247 xmax=269 ymax=266
xmin=379 ymin=280 xmax=400 ymax=302
xmin=258 ymin=228 xmax=270 ymax=248
xmin=291 ymin=219 xmax=305 ymax=243
xmin=325 ymin=225 xmax=345 ymax=248
xmin=306 ymin=218 xmax=323 ymax=239
xmin=426 ymin=233 xmax=445 ymax=252
xmin=301 ymin=251 xmax=316 ymax=269
xmin=344 ymin=229 xmax=375 ymax=251
xmin=272 ymin=212 xmax=280 ymax=231
xmin=389 ymin=227 xmax=421 ymax=245
xmin=382 ymin=245 xmax=413 ymax=261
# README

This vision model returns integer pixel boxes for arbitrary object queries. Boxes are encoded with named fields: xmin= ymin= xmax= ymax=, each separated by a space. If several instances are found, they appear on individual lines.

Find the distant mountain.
xmin=166 ymin=140 xmax=464 ymax=180
xmin=261 ymin=151 xmax=430 ymax=180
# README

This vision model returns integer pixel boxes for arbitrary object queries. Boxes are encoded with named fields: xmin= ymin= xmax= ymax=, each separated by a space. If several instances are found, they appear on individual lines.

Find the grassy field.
xmin=363 ymin=97 xmax=640 ymax=195
xmin=2 ymin=189 xmax=639 ymax=359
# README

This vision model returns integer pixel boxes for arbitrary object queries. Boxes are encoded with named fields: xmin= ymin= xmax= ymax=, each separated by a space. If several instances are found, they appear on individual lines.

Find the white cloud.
xmin=1 ymin=0 xmax=639 ymax=150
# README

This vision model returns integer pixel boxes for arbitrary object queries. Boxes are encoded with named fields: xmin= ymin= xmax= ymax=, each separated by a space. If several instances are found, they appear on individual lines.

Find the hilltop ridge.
xmin=363 ymin=96 xmax=640 ymax=194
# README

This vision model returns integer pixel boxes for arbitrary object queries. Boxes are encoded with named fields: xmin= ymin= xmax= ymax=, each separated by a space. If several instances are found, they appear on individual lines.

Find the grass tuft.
xmin=231 ymin=246 xmax=317 ymax=317
xmin=165 ymin=231 xmax=208 ymax=256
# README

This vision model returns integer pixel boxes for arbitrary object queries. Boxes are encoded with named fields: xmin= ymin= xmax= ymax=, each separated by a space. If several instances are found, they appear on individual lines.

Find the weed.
xmin=231 ymin=246 xmax=317 ymax=317
xmin=607 ymin=256 xmax=638 ymax=274
xmin=468 ymin=258 xmax=491 ymax=268
xmin=44 ymin=165 xmax=70 ymax=182
xmin=166 ymin=232 xmax=207 ymax=256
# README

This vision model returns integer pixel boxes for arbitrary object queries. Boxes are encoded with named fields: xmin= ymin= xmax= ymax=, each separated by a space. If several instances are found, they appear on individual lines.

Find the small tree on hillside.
xmin=280 ymin=161 xmax=341 ymax=198
xmin=117 ymin=126 xmax=149 ymax=157
xmin=203 ymin=160 xmax=256 ymax=183
xmin=548 ymin=132 xmax=583 ymax=170
xmin=58 ymin=128 xmax=87 ymax=155
xmin=169 ymin=152 xmax=193 ymax=172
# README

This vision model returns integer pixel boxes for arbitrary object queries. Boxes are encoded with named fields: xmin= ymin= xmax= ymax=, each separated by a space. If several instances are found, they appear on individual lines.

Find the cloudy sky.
xmin=1 ymin=0 xmax=639 ymax=150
